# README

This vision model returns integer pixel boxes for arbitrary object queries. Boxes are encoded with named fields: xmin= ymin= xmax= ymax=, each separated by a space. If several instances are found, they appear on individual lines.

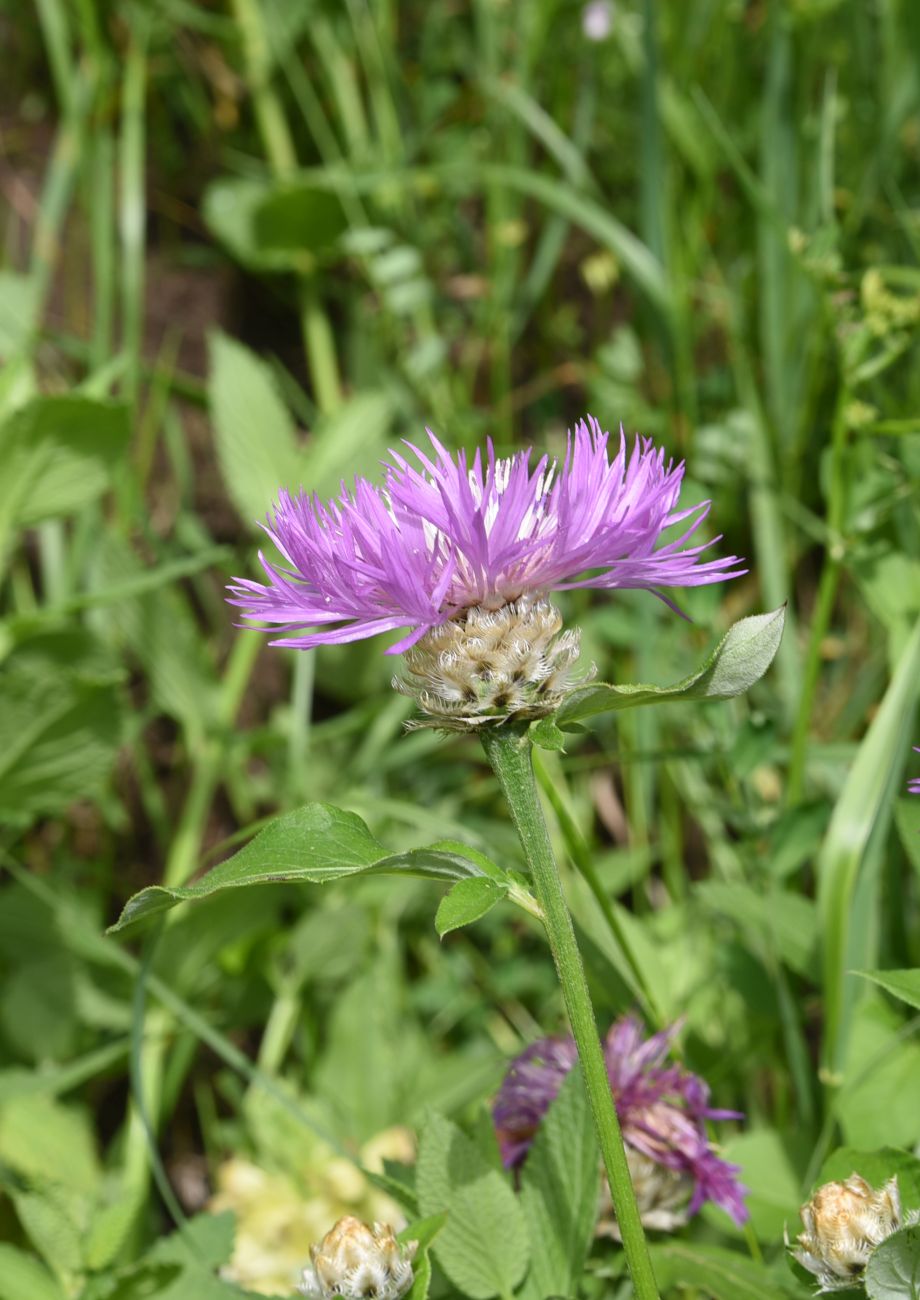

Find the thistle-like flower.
xmin=297 ymin=1217 xmax=417 ymax=1300
xmin=229 ymin=419 xmax=743 ymax=726
xmin=492 ymin=1015 xmax=748 ymax=1229
xmin=790 ymin=1173 xmax=918 ymax=1293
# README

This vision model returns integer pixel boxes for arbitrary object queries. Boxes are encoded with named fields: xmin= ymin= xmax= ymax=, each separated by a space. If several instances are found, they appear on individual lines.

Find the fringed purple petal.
xmin=229 ymin=417 xmax=743 ymax=649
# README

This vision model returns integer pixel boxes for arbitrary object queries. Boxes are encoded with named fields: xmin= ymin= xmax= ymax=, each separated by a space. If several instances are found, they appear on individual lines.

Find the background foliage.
xmin=1 ymin=0 xmax=920 ymax=1296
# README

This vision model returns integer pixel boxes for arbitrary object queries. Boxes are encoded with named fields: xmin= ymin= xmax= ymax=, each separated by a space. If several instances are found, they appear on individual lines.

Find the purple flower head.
xmin=910 ymin=747 xmax=920 ymax=795
xmin=228 ymin=418 xmax=745 ymax=655
xmin=493 ymin=1014 xmax=749 ymax=1228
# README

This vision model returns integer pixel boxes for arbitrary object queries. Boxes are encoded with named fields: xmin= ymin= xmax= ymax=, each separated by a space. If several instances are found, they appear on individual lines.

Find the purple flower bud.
xmin=493 ymin=1015 xmax=749 ymax=1228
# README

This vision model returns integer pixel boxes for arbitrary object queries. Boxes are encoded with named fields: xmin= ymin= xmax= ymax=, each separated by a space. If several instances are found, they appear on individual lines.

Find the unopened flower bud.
xmin=393 ymin=597 xmax=588 ymax=731
xmin=298 ymin=1217 xmax=417 ymax=1300
xmin=790 ymin=1173 xmax=916 ymax=1292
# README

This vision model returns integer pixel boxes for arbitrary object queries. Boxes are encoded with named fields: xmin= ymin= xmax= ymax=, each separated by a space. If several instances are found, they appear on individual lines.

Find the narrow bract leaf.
xmin=108 ymin=805 xmax=502 ymax=934
xmin=856 ymin=970 xmax=920 ymax=1014
xmin=435 ymin=878 xmax=508 ymax=936
xmin=865 ymin=1226 xmax=920 ymax=1300
xmin=556 ymin=606 xmax=785 ymax=724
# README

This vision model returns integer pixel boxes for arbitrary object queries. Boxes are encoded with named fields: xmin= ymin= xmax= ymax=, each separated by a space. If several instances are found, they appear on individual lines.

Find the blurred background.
xmin=1 ymin=0 xmax=920 ymax=1295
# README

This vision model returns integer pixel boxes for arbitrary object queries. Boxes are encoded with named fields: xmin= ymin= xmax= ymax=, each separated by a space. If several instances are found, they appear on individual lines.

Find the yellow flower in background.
xmin=210 ymin=1127 xmax=414 ymax=1296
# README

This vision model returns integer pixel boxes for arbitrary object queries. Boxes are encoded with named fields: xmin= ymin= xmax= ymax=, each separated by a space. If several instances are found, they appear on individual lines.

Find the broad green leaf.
xmin=836 ymin=996 xmax=920 ymax=1150
xmin=208 ymin=331 xmax=302 ymax=526
xmin=109 ymin=805 xmax=500 ymax=933
xmin=399 ymin=1212 xmax=447 ymax=1254
xmin=203 ymin=176 xmax=347 ymax=273
xmin=0 ymin=632 xmax=122 ymax=823
xmin=556 ymin=607 xmax=785 ymax=724
xmin=0 ymin=396 xmax=130 ymax=566
xmin=0 ymin=1094 xmax=98 ymax=1194
xmin=0 ymin=1245 xmax=65 ymax=1300
xmin=435 ymin=877 xmax=508 ymax=936
xmin=518 ymin=1066 xmax=599 ymax=1300
xmin=865 ymin=1226 xmax=920 ymax=1299
xmin=417 ymin=1112 xmax=529 ymax=1299
xmin=856 ymin=970 xmax=920 ymax=1014
xmin=818 ymin=618 xmax=920 ymax=1074
xmin=649 ymin=1241 xmax=806 ymax=1299
xmin=718 ymin=1130 xmax=803 ymax=1241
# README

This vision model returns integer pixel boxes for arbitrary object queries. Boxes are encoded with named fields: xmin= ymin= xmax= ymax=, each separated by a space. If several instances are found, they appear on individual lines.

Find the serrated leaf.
xmin=556 ymin=606 xmax=785 ymax=724
xmin=435 ymin=878 xmax=508 ymax=936
xmin=417 ymin=1113 xmax=529 ymax=1299
xmin=518 ymin=1066 xmax=599 ymax=1300
xmin=0 ymin=1245 xmax=65 ymax=1300
xmin=109 ymin=806 xmax=495 ymax=933
xmin=0 ymin=633 xmax=121 ymax=823
xmin=856 ymin=970 xmax=920 ymax=1013
xmin=865 ymin=1226 xmax=920 ymax=1299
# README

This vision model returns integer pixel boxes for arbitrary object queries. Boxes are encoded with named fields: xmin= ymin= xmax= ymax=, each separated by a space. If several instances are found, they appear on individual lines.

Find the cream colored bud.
xmin=393 ymin=597 xmax=591 ymax=732
xmin=298 ymin=1217 xmax=417 ymax=1300
xmin=790 ymin=1173 xmax=917 ymax=1292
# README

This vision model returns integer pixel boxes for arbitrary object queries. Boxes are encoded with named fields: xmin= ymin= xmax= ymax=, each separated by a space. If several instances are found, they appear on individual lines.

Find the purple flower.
xmin=228 ymin=418 xmax=744 ymax=655
xmin=910 ymin=747 xmax=920 ymax=795
xmin=493 ymin=1015 xmax=749 ymax=1227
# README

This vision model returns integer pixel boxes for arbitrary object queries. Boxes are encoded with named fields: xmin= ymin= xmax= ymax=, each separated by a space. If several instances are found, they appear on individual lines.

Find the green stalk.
xmin=481 ymin=726 xmax=659 ymax=1300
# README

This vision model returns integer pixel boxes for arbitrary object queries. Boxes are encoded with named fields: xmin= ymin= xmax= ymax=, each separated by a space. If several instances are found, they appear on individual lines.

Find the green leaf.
xmin=865 ymin=1226 xmax=920 ymax=1299
xmin=108 ymin=805 xmax=497 ymax=933
xmin=718 ymin=1130 xmax=803 ymax=1241
xmin=817 ymin=618 xmax=920 ymax=1074
xmin=0 ymin=1245 xmax=65 ymax=1300
xmin=399 ymin=1212 xmax=448 ymax=1254
xmin=0 ymin=1093 xmax=99 ymax=1195
xmin=0 ymin=396 xmax=130 ymax=567
xmin=836 ymin=996 xmax=920 ymax=1150
xmin=556 ymin=606 xmax=786 ymax=724
xmin=203 ymin=176 xmax=347 ymax=273
xmin=416 ymin=1112 xmax=529 ymax=1299
xmin=435 ymin=878 xmax=508 ymax=936
xmin=208 ymin=333 xmax=394 ymax=529
xmin=208 ymin=332 xmax=302 ymax=527
xmin=648 ymin=1241 xmax=806 ymax=1299
xmin=856 ymin=970 xmax=920 ymax=1013
xmin=518 ymin=1065 xmax=599 ymax=1300
xmin=0 ymin=632 xmax=122 ymax=823
xmin=529 ymin=716 xmax=567 ymax=751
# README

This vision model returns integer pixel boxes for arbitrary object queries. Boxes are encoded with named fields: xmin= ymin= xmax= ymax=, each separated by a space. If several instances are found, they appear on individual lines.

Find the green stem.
xmin=481 ymin=727 xmax=659 ymax=1300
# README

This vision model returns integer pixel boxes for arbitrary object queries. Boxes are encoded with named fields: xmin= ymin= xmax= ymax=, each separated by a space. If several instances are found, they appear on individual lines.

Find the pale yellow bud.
xmin=790 ymin=1172 xmax=917 ymax=1292
xmin=298 ymin=1217 xmax=417 ymax=1300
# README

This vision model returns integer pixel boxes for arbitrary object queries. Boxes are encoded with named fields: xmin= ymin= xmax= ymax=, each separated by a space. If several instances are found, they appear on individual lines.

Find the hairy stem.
xmin=481 ymin=726 xmax=659 ymax=1300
